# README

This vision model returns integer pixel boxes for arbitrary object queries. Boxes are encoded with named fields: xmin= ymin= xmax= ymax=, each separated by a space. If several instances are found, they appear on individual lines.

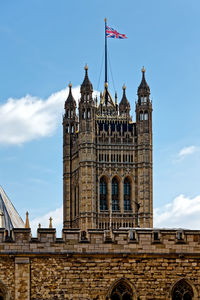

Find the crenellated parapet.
xmin=0 ymin=228 xmax=200 ymax=255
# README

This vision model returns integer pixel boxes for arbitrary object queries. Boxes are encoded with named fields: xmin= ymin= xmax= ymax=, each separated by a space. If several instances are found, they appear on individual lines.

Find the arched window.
xmin=87 ymin=108 xmax=90 ymax=119
xmin=139 ymin=112 xmax=143 ymax=120
xmin=144 ymin=111 xmax=148 ymax=120
xmin=71 ymin=125 xmax=74 ymax=133
xmin=110 ymin=280 xmax=133 ymax=300
xmin=112 ymin=177 xmax=119 ymax=211
xmin=100 ymin=177 xmax=108 ymax=211
xmin=66 ymin=125 xmax=69 ymax=133
xmin=124 ymin=178 xmax=131 ymax=211
xmin=172 ymin=279 xmax=194 ymax=300
xmin=82 ymin=109 xmax=85 ymax=119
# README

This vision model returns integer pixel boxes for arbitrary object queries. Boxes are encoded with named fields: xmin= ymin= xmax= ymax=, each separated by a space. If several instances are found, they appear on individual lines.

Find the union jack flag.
xmin=106 ymin=25 xmax=127 ymax=39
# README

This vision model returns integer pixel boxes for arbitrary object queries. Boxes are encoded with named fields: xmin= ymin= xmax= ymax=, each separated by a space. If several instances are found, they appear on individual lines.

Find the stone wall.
xmin=0 ymin=228 xmax=200 ymax=299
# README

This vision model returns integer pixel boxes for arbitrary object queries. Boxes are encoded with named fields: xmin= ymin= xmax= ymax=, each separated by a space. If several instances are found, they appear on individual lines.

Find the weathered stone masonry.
xmin=1 ymin=228 xmax=200 ymax=299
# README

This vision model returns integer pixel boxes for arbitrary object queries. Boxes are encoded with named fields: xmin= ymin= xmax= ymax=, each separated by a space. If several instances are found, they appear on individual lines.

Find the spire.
xmin=137 ymin=67 xmax=150 ymax=96
xmin=119 ymin=84 xmax=130 ymax=115
xmin=65 ymin=82 xmax=76 ymax=108
xmin=25 ymin=211 xmax=30 ymax=229
xmin=80 ymin=64 xmax=93 ymax=94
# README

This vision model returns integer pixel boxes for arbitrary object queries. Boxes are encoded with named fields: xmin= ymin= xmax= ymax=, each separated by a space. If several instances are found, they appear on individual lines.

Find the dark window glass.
xmin=112 ymin=178 xmax=119 ymax=211
xmin=100 ymin=178 xmax=108 ymax=210
xmin=172 ymin=280 xmax=193 ymax=300
xmin=124 ymin=178 xmax=131 ymax=211
xmin=110 ymin=282 xmax=133 ymax=300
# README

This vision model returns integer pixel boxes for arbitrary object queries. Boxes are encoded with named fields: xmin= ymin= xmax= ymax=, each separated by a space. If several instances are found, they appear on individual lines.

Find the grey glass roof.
xmin=0 ymin=186 xmax=25 ymax=230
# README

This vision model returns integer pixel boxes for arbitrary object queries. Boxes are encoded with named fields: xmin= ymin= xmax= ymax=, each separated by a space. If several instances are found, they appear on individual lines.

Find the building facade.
xmin=0 ymin=66 xmax=199 ymax=300
xmin=63 ymin=66 xmax=153 ymax=230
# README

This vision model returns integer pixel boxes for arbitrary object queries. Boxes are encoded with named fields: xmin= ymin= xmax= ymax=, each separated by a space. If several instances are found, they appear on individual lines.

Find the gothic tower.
xmin=63 ymin=66 xmax=153 ymax=230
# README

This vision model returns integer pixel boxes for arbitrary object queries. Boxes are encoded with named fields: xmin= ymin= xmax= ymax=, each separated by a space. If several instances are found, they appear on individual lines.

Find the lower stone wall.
xmin=0 ymin=228 xmax=200 ymax=299
xmin=25 ymin=254 xmax=200 ymax=299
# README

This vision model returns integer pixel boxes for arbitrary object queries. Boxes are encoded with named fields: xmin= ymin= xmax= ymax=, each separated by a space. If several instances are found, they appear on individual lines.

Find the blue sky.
xmin=1 ymin=0 xmax=200 ymax=234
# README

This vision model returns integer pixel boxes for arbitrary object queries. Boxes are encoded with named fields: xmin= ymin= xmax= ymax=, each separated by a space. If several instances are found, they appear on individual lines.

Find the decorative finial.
xmin=25 ymin=211 xmax=30 ymax=229
xmin=142 ymin=66 xmax=146 ymax=73
xmin=105 ymin=82 xmax=108 ymax=88
xmin=104 ymin=18 xmax=107 ymax=23
xmin=84 ymin=64 xmax=88 ymax=71
xmin=115 ymin=91 xmax=117 ymax=104
xmin=38 ymin=223 xmax=41 ymax=229
xmin=49 ymin=217 xmax=53 ymax=229
xmin=68 ymin=81 xmax=72 ymax=88
xmin=122 ymin=84 xmax=126 ymax=90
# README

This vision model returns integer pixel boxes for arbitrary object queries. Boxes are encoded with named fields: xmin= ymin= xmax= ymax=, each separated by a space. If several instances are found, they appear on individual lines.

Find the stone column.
xmin=15 ymin=257 xmax=30 ymax=300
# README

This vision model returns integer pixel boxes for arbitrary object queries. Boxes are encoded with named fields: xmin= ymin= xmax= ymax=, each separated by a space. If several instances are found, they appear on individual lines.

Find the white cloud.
xmin=178 ymin=146 xmax=197 ymax=158
xmin=154 ymin=194 xmax=200 ymax=229
xmin=30 ymin=206 xmax=63 ymax=237
xmin=0 ymin=86 xmax=98 ymax=146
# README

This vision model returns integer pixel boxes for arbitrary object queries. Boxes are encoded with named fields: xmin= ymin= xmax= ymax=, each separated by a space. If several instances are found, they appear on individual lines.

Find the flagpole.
xmin=105 ymin=18 xmax=107 ymax=84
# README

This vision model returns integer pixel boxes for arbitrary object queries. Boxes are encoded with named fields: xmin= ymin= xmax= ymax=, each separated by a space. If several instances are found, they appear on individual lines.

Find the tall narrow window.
xmin=139 ymin=112 xmax=143 ymax=120
xmin=172 ymin=279 xmax=194 ymax=300
xmin=144 ymin=111 xmax=148 ymax=120
xmin=87 ymin=108 xmax=90 ymax=119
xmin=124 ymin=178 xmax=131 ymax=211
xmin=112 ymin=177 xmax=119 ymax=211
xmin=82 ymin=109 xmax=85 ymax=119
xmin=100 ymin=177 xmax=108 ymax=210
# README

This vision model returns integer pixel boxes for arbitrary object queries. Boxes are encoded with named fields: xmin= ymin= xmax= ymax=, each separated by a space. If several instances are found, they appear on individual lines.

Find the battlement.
xmin=0 ymin=228 xmax=200 ymax=255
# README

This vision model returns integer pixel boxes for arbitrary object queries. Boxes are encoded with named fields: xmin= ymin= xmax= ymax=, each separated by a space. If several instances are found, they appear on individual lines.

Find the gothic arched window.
xmin=82 ymin=109 xmax=86 ymax=119
xmin=110 ymin=280 xmax=133 ymax=300
xmin=139 ymin=112 xmax=143 ymax=120
xmin=144 ymin=111 xmax=148 ymax=120
xmin=112 ymin=177 xmax=119 ymax=211
xmin=100 ymin=177 xmax=108 ymax=211
xmin=172 ymin=279 xmax=194 ymax=300
xmin=124 ymin=178 xmax=131 ymax=211
xmin=87 ymin=108 xmax=91 ymax=119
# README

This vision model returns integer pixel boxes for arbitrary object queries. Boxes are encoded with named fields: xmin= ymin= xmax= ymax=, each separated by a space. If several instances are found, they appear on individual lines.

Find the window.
xmin=71 ymin=110 xmax=73 ymax=117
xmin=124 ymin=178 xmax=131 ymax=211
xmin=66 ymin=125 xmax=69 ymax=133
xmin=112 ymin=177 xmax=119 ymax=211
xmin=141 ymin=96 xmax=147 ymax=104
xmin=82 ymin=109 xmax=85 ymax=119
xmin=110 ymin=280 xmax=133 ymax=300
xmin=71 ymin=125 xmax=74 ymax=133
xmin=100 ymin=177 xmax=108 ymax=210
xmin=139 ymin=112 xmax=143 ymax=120
xmin=87 ymin=108 xmax=90 ymax=119
xmin=172 ymin=279 xmax=194 ymax=300
xmin=144 ymin=111 xmax=148 ymax=120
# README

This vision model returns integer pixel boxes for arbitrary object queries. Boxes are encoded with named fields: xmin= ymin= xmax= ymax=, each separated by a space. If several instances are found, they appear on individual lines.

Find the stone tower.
xmin=63 ymin=66 xmax=153 ymax=230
